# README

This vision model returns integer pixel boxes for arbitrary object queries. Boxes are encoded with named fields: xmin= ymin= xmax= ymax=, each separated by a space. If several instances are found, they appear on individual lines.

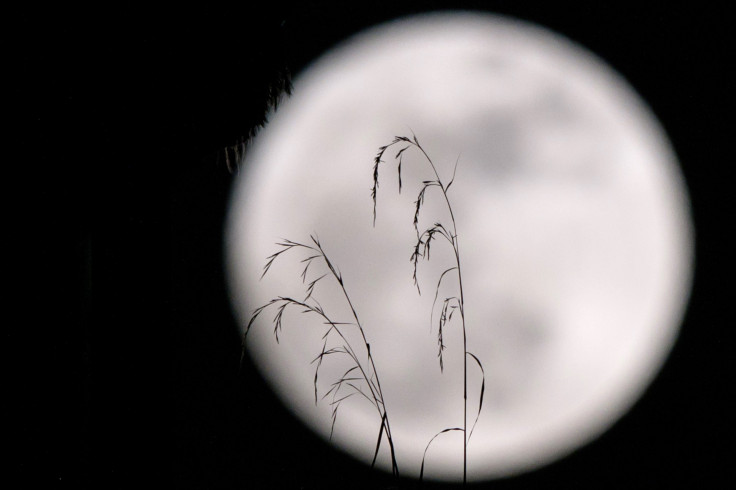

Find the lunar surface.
xmin=226 ymin=12 xmax=693 ymax=482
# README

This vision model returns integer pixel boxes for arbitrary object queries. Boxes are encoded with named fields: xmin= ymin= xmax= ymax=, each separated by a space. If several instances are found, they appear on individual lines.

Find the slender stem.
xmin=459 ymin=252 xmax=467 ymax=486
xmin=280 ymin=297 xmax=382 ymax=410
xmin=318 ymin=245 xmax=400 ymax=476
xmin=260 ymin=240 xmax=400 ymax=476
xmin=414 ymin=140 xmax=468 ymax=486
xmin=376 ymin=136 xmax=472 ymax=482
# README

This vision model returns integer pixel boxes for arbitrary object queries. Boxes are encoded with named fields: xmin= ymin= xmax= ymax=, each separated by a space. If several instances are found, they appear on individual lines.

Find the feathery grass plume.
xmin=243 ymin=236 xmax=399 ymax=477
xmin=241 ymin=132 xmax=481 ymax=484
xmin=373 ymin=136 xmax=412 ymax=226
xmin=372 ymin=134 xmax=484 ymax=485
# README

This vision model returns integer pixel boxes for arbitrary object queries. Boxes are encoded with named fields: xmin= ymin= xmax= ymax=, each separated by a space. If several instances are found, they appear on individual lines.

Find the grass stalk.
xmin=373 ymin=133 xmax=483 ymax=486
xmin=241 ymin=131 xmax=482 ymax=485
xmin=244 ymin=236 xmax=400 ymax=477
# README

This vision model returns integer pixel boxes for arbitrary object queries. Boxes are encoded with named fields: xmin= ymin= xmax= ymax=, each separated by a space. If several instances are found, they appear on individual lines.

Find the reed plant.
xmin=373 ymin=133 xmax=484 ymax=485
xmin=243 ymin=133 xmax=484 ymax=486
xmin=244 ymin=235 xmax=400 ymax=477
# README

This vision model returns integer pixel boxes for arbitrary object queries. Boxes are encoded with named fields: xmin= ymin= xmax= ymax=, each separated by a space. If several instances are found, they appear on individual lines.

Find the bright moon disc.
xmin=226 ymin=12 xmax=693 ymax=482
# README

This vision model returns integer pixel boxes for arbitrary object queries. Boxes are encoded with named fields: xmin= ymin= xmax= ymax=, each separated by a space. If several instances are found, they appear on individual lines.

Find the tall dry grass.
xmin=243 ymin=133 xmax=485 ymax=486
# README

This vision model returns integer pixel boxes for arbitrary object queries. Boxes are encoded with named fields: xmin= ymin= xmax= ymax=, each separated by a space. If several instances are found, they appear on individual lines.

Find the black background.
xmin=17 ymin=1 xmax=731 ymax=488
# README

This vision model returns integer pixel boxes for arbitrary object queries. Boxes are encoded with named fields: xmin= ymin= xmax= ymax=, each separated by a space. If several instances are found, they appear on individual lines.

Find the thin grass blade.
xmin=466 ymin=352 xmax=486 ymax=443
xmin=445 ymin=153 xmax=461 ymax=192
xmin=371 ymin=413 xmax=388 ymax=468
xmin=419 ymin=427 xmax=464 ymax=481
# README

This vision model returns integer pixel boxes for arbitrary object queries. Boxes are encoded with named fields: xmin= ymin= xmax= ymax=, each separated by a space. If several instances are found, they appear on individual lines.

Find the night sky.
xmin=17 ymin=2 xmax=730 ymax=488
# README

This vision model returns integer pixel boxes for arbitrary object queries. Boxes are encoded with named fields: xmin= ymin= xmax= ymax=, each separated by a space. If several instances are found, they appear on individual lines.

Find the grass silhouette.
xmin=244 ymin=235 xmax=399 ymax=477
xmin=243 ymin=133 xmax=484 ymax=486
xmin=373 ymin=133 xmax=484 ymax=485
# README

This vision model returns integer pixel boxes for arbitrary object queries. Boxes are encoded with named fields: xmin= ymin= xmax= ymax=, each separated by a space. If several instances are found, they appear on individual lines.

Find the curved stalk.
xmin=374 ymin=134 xmax=472 ymax=485
xmin=246 ymin=238 xmax=400 ymax=477
xmin=312 ymin=236 xmax=399 ymax=475
xmin=414 ymin=138 xmax=468 ymax=484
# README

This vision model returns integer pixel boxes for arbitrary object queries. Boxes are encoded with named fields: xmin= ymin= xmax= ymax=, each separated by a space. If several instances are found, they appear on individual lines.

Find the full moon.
xmin=226 ymin=12 xmax=693 ymax=482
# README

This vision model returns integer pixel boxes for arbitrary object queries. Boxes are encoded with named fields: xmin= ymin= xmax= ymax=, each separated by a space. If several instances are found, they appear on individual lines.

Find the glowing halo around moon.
xmin=226 ymin=12 xmax=693 ymax=482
